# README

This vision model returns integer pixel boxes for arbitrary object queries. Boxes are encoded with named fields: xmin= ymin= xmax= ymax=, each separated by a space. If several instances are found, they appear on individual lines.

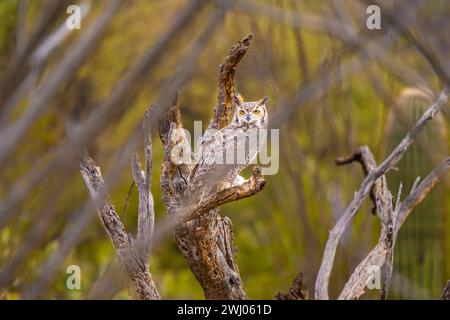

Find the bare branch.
xmin=379 ymin=158 xmax=448 ymax=300
xmin=442 ymin=281 xmax=450 ymax=300
xmin=158 ymin=99 xmax=249 ymax=299
xmin=0 ymin=0 xmax=208 ymax=231
xmin=395 ymin=182 xmax=403 ymax=211
xmin=182 ymin=167 xmax=265 ymax=222
xmin=267 ymin=1 xmax=422 ymax=129
xmin=80 ymin=155 xmax=160 ymax=300
xmin=156 ymin=34 xmax=262 ymax=300
xmin=371 ymin=0 xmax=450 ymax=86
xmin=16 ymin=4 xmax=214 ymax=297
xmin=158 ymin=100 xmax=190 ymax=215
xmin=336 ymin=146 xmax=389 ymax=216
xmin=15 ymin=0 xmax=28 ymax=55
xmin=131 ymin=147 xmax=154 ymax=264
xmin=339 ymin=244 xmax=387 ymax=300
xmin=1 ymin=2 xmax=92 ymax=127
xmin=79 ymin=156 xmax=129 ymax=251
xmin=151 ymin=167 xmax=265 ymax=247
xmin=144 ymin=113 xmax=155 ymax=246
xmin=339 ymin=156 xmax=450 ymax=300
xmin=276 ymin=272 xmax=309 ymax=300
xmin=31 ymin=2 xmax=92 ymax=64
xmin=315 ymin=86 xmax=449 ymax=300
xmin=130 ymin=156 xmax=146 ymax=248
xmin=395 ymin=157 xmax=450 ymax=233
xmin=386 ymin=158 xmax=450 ymax=300
xmin=0 ymin=0 xmax=122 ymax=168
xmin=335 ymin=146 xmax=392 ymax=300
xmin=209 ymin=33 xmax=253 ymax=131
xmin=0 ymin=0 xmax=71 ymax=104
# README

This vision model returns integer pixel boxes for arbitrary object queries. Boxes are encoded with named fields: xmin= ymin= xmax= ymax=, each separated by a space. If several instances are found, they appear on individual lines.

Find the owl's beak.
xmin=245 ymin=114 xmax=251 ymax=122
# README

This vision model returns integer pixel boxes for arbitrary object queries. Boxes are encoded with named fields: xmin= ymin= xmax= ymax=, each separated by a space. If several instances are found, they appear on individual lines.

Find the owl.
xmin=186 ymin=95 xmax=269 ymax=200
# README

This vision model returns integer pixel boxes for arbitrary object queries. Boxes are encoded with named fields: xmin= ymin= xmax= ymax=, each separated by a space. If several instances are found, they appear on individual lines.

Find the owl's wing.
xmin=188 ymin=124 xmax=267 ymax=195
xmin=249 ymin=127 xmax=267 ymax=164
xmin=187 ymin=126 xmax=240 ymax=194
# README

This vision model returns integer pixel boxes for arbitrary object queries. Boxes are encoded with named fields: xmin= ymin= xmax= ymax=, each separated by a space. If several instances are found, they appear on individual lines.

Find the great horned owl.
xmin=186 ymin=95 xmax=269 ymax=200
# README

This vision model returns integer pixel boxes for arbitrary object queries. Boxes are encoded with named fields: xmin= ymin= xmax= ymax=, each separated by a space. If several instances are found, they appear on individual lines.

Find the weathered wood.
xmin=315 ymin=86 xmax=449 ymax=300
xmin=209 ymin=33 xmax=253 ymax=131
xmin=336 ymin=153 xmax=450 ymax=300
xmin=332 ymin=152 xmax=450 ymax=300
xmin=276 ymin=272 xmax=308 ymax=300
xmin=157 ymin=35 xmax=265 ymax=299
xmin=336 ymin=147 xmax=392 ymax=300
xmin=183 ymin=167 xmax=265 ymax=222
xmin=80 ymin=155 xmax=160 ymax=300
xmin=442 ymin=281 xmax=450 ymax=300
xmin=158 ymin=100 xmax=249 ymax=299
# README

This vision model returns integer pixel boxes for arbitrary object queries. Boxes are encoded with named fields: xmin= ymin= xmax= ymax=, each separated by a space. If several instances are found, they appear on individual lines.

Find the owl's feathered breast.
xmin=187 ymin=123 xmax=265 ymax=195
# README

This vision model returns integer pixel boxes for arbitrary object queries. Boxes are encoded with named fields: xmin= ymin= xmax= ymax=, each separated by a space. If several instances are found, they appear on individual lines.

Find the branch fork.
xmin=316 ymin=85 xmax=449 ymax=300
xmin=79 ymin=34 xmax=278 ymax=300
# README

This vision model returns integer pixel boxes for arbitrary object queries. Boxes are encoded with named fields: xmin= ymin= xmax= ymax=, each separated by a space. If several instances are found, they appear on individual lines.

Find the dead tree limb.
xmin=208 ymin=33 xmax=253 ymax=131
xmin=130 ymin=112 xmax=155 ymax=265
xmin=394 ymin=157 xmax=450 ymax=232
xmin=0 ymin=0 xmax=71 ymax=105
xmin=152 ymin=167 xmax=266 ymax=245
xmin=339 ymin=156 xmax=450 ymax=300
xmin=130 ymin=155 xmax=153 ymax=264
xmin=0 ymin=0 xmax=123 ymax=169
xmin=1 ymin=2 xmax=92 ymax=127
xmin=159 ymin=99 xmax=249 ymax=300
xmin=80 ymin=155 xmax=160 ymax=300
xmin=183 ymin=167 xmax=265 ymax=222
xmin=276 ymin=272 xmax=309 ymax=300
xmin=381 ymin=157 xmax=450 ymax=299
xmin=158 ymin=34 xmax=267 ymax=300
xmin=336 ymin=147 xmax=388 ymax=214
xmin=315 ymin=85 xmax=449 ymax=300
xmin=0 ymin=0 xmax=208 ymax=232
xmin=17 ymin=3 xmax=212 ymax=297
xmin=336 ymin=147 xmax=393 ymax=300
xmin=150 ymin=165 xmax=265 ymax=244
xmin=442 ymin=281 xmax=450 ymax=300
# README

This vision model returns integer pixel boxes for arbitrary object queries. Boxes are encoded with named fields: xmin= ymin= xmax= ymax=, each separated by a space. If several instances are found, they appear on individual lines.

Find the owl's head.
xmin=232 ymin=95 xmax=269 ymax=130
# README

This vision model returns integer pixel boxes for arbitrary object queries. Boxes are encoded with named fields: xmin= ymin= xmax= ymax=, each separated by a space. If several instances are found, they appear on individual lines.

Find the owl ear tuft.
xmin=258 ymin=96 xmax=269 ymax=106
xmin=233 ymin=93 xmax=243 ymax=107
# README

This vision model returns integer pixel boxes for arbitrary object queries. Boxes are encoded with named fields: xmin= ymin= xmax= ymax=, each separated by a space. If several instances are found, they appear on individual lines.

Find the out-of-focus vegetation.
xmin=0 ymin=0 xmax=449 ymax=299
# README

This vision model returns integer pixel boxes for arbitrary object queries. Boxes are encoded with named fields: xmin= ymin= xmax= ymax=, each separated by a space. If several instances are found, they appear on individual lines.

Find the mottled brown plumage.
xmin=187 ymin=96 xmax=269 ymax=199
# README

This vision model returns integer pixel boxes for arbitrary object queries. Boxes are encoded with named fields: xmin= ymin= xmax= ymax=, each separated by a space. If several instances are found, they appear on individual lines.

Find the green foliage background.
xmin=0 ymin=0 xmax=449 ymax=299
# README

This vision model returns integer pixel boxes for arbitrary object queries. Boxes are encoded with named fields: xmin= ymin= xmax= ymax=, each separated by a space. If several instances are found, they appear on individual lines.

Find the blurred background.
xmin=0 ymin=0 xmax=449 ymax=299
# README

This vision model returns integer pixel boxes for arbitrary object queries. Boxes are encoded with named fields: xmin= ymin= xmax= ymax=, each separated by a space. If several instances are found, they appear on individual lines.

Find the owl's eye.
xmin=238 ymin=109 xmax=246 ymax=116
xmin=252 ymin=109 xmax=261 ymax=115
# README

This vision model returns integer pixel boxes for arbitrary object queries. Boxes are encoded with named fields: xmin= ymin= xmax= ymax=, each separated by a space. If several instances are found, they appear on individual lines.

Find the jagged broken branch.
xmin=80 ymin=155 xmax=160 ymax=300
xmin=315 ymin=85 xmax=449 ymax=300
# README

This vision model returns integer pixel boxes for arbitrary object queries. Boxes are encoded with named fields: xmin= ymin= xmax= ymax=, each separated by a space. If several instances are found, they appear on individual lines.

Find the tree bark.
xmin=157 ymin=35 xmax=264 ymax=299
xmin=80 ymin=155 xmax=160 ymax=300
